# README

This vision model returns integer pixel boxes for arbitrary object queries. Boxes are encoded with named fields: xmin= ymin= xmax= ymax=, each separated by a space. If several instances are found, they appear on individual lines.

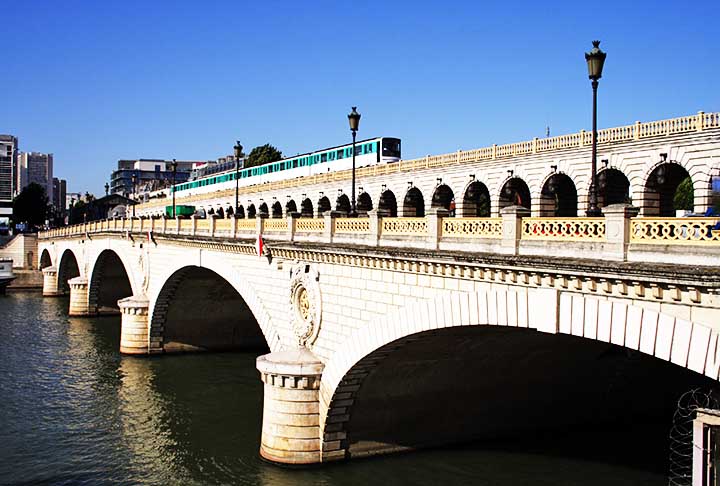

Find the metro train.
xmin=171 ymin=137 xmax=402 ymax=198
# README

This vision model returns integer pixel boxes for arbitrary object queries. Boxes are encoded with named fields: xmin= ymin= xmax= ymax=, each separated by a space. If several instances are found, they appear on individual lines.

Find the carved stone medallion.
xmin=290 ymin=263 xmax=322 ymax=346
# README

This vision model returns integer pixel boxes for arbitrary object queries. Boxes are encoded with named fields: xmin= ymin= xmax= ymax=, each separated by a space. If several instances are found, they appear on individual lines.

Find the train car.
xmin=170 ymin=137 xmax=401 ymax=199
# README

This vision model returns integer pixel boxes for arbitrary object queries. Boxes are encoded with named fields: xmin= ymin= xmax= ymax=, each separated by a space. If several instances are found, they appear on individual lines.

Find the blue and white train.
xmin=171 ymin=137 xmax=401 ymax=197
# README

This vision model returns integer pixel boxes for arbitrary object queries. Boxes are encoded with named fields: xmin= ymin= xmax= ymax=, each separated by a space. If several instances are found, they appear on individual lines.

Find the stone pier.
xmin=118 ymin=295 xmax=150 ymax=355
xmin=68 ymin=276 xmax=92 ymax=316
xmin=256 ymin=348 xmax=325 ymax=465
xmin=42 ymin=266 xmax=60 ymax=296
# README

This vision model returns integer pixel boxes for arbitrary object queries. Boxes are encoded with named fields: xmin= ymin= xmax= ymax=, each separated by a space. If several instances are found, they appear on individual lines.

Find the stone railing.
xmin=630 ymin=218 xmax=720 ymax=245
xmin=521 ymin=218 xmax=606 ymax=241
xmin=133 ymin=111 xmax=719 ymax=212
xmin=39 ymin=207 xmax=720 ymax=266
xmin=442 ymin=217 xmax=503 ymax=239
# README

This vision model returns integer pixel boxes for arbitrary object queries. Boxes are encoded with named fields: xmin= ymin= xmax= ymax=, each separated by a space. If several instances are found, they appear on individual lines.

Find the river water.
xmin=0 ymin=293 xmax=670 ymax=485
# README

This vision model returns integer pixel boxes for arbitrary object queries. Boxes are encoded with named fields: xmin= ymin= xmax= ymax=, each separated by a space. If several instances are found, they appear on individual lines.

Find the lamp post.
xmin=170 ymin=159 xmax=178 ymax=218
xmin=585 ymin=40 xmax=606 ymax=217
xmin=347 ymin=106 xmax=361 ymax=217
xmin=131 ymin=173 xmax=137 ymax=218
xmin=234 ymin=141 xmax=243 ymax=217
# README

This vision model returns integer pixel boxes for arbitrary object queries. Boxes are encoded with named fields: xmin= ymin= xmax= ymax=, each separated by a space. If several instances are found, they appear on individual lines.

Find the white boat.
xmin=0 ymin=258 xmax=15 ymax=294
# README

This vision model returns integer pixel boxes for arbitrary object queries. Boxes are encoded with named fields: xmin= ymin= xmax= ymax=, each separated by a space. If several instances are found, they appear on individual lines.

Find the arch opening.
xmin=152 ymin=266 xmax=269 ymax=353
xmin=462 ymin=181 xmax=490 ymax=217
xmin=357 ymin=192 xmax=373 ymax=217
xmin=286 ymin=200 xmax=298 ymax=215
xmin=216 ymin=207 xmax=225 ymax=219
xmin=318 ymin=196 xmax=332 ymax=216
xmin=402 ymin=187 xmax=425 ymax=217
xmin=431 ymin=184 xmax=455 ymax=216
xmin=335 ymin=326 xmax=715 ymax=466
xmin=644 ymin=162 xmax=693 ymax=216
xmin=236 ymin=205 xmax=245 ymax=219
xmin=301 ymin=199 xmax=314 ymax=218
xmin=597 ymin=168 xmax=631 ymax=209
xmin=336 ymin=194 xmax=351 ymax=214
xmin=271 ymin=201 xmax=283 ymax=218
xmin=540 ymin=174 xmax=578 ymax=217
xmin=499 ymin=177 xmax=531 ymax=211
xmin=247 ymin=204 xmax=257 ymax=219
xmin=378 ymin=190 xmax=398 ymax=217
xmin=88 ymin=250 xmax=132 ymax=314
xmin=259 ymin=202 xmax=269 ymax=217
xmin=226 ymin=206 xmax=234 ymax=218
xmin=57 ymin=250 xmax=80 ymax=294
xmin=40 ymin=249 xmax=52 ymax=270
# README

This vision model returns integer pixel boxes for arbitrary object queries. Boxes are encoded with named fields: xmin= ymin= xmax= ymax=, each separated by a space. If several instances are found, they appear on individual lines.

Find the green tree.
xmin=673 ymin=176 xmax=694 ymax=211
xmin=12 ymin=183 xmax=49 ymax=228
xmin=245 ymin=144 xmax=283 ymax=168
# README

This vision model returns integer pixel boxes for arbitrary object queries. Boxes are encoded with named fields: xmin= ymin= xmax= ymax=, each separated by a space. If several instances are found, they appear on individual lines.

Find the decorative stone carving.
xmin=289 ymin=263 xmax=322 ymax=346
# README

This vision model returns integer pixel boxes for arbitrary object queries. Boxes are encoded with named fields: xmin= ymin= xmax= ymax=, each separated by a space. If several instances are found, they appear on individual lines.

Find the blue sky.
xmin=3 ymin=0 xmax=718 ymax=195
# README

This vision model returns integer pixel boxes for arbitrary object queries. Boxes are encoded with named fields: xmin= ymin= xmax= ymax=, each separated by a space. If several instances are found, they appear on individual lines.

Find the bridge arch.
xmin=271 ymin=201 xmax=283 ymax=218
xmin=320 ymin=290 xmax=718 ymax=459
xmin=597 ymin=167 xmax=631 ymax=209
xmin=402 ymin=187 xmax=424 ymax=217
xmin=461 ymin=180 xmax=490 ymax=217
xmin=88 ymin=249 xmax=134 ymax=314
xmin=301 ymin=198 xmax=314 ymax=218
xmin=499 ymin=176 xmax=531 ymax=211
xmin=57 ymin=249 xmax=81 ymax=294
xmin=318 ymin=196 xmax=331 ymax=216
xmin=39 ymin=248 xmax=52 ymax=269
xmin=431 ymin=184 xmax=455 ymax=216
xmin=357 ymin=192 xmax=373 ymax=216
xmin=286 ymin=199 xmax=298 ymax=215
xmin=150 ymin=265 xmax=272 ymax=353
xmin=259 ymin=202 xmax=269 ymax=217
xmin=247 ymin=204 xmax=257 ymax=219
xmin=336 ymin=194 xmax=350 ymax=214
xmin=539 ymin=173 xmax=578 ymax=217
xmin=642 ymin=161 xmax=693 ymax=216
xmin=377 ymin=190 xmax=397 ymax=217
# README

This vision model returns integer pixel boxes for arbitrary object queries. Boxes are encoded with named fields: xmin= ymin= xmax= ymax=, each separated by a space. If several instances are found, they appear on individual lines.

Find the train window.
xmin=354 ymin=145 xmax=361 ymax=156
xmin=382 ymin=138 xmax=402 ymax=158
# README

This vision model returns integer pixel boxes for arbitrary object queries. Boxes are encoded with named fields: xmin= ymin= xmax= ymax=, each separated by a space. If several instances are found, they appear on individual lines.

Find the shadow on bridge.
xmin=336 ymin=327 xmax=715 ymax=462
xmin=151 ymin=266 xmax=269 ymax=354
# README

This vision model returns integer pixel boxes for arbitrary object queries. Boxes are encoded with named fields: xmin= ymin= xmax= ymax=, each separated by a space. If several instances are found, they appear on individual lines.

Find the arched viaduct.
xmin=38 ymin=218 xmax=720 ymax=465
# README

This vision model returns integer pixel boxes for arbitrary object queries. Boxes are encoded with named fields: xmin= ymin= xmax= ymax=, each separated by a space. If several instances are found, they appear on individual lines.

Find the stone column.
xmin=287 ymin=212 xmax=300 ymax=242
xmin=426 ymin=208 xmax=448 ymax=250
xmin=603 ymin=203 xmax=639 ymax=261
xmin=500 ymin=205 xmax=530 ymax=255
xmin=118 ymin=295 xmax=150 ymax=355
xmin=42 ymin=265 xmax=60 ymax=297
xmin=368 ymin=209 xmax=381 ymax=246
xmin=68 ymin=276 xmax=93 ymax=316
xmin=256 ymin=347 xmax=325 ymax=465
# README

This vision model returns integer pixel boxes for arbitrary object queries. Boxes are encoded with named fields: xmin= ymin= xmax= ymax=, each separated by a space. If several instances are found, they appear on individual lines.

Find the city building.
xmin=110 ymin=159 xmax=196 ymax=199
xmin=0 ymin=135 xmax=18 ymax=223
xmin=16 ymin=152 xmax=53 ymax=202
xmin=52 ymin=177 xmax=67 ymax=221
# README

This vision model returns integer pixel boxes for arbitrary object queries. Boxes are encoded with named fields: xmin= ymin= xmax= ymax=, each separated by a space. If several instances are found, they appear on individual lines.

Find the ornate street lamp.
xmin=170 ymin=159 xmax=178 ymax=218
xmin=131 ymin=173 xmax=137 ymax=218
xmin=347 ymin=106 xmax=361 ymax=217
xmin=234 ymin=141 xmax=243 ymax=217
xmin=585 ymin=40 xmax=607 ymax=217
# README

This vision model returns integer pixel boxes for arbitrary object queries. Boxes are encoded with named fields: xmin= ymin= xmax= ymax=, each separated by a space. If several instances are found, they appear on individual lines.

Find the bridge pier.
xmin=256 ymin=348 xmax=325 ymax=465
xmin=118 ymin=295 xmax=150 ymax=355
xmin=42 ymin=266 xmax=61 ymax=296
xmin=68 ymin=276 xmax=94 ymax=316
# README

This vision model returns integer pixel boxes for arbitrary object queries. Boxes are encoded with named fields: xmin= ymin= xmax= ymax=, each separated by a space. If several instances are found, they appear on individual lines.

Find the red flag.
xmin=256 ymin=234 xmax=264 ymax=258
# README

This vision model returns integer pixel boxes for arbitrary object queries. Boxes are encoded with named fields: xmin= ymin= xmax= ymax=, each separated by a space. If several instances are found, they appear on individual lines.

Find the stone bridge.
xmin=39 ymin=204 xmax=720 ymax=465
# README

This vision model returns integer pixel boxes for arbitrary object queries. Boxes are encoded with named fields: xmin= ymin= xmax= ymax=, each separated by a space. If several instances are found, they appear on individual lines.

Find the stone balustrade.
xmin=39 ymin=206 xmax=720 ymax=266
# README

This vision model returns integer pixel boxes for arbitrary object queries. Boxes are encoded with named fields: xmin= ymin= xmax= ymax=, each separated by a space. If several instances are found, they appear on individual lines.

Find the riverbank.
xmin=7 ymin=269 xmax=43 ymax=291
